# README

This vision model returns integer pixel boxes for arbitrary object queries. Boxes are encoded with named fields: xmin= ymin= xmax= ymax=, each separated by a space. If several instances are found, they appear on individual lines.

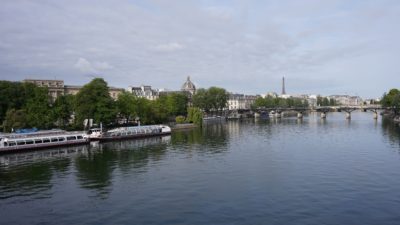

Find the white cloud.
xmin=152 ymin=42 xmax=184 ymax=52
xmin=74 ymin=57 xmax=113 ymax=74
xmin=0 ymin=0 xmax=399 ymax=97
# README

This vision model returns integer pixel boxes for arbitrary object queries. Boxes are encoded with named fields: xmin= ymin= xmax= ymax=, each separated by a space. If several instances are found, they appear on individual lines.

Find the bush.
xmin=175 ymin=115 xmax=186 ymax=124
xmin=186 ymin=107 xmax=203 ymax=126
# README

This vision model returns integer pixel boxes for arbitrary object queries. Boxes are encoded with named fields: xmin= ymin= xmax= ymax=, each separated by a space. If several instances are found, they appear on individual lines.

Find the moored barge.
xmin=0 ymin=130 xmax=89 ymax=153
xmin=86 ymin=125 xmax=171 ymax=142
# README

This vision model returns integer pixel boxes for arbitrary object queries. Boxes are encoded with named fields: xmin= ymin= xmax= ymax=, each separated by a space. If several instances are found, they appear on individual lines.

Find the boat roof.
xmin=1 ymin=130 xmax=85 ymax=141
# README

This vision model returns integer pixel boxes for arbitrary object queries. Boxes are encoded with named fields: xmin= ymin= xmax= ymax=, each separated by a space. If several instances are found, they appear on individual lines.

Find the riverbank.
xmin=171 ymin=123 xmax=198 ymax=131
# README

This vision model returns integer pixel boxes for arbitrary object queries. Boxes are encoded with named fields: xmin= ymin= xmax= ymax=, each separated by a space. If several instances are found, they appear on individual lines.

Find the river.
xmin=1 ymin=112 xmax=400 ymax=225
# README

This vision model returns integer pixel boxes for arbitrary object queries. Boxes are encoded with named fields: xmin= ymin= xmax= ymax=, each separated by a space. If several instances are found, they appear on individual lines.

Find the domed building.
xmin=181 ymin=76 xmax=196 ymax=95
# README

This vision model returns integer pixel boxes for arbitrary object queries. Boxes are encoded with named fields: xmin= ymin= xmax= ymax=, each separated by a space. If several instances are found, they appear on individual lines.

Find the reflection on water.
xmin=1 ymin=113 xmax=400 ymax=225
xmin=381 ymin=117 xmax=400 ymax=148
xmin=0 ymin=136 xmax=171 ymax=200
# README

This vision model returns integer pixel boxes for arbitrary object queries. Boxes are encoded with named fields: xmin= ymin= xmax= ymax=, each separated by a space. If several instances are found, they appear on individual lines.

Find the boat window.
xmin=67 ymin=136 xmax=77 ymax=140
xmin=77 ymin=136 xmax=83 ymax=139
xmin=51 ymin=137 xmax=58 ymax=142
xmin=3 ymin=142 xmax=8 ymax=147
xmin=25 ymin=140 xmax=34 ymax=145
xmin=58 ymin=137 xmax=65 ymax=141
xmin=17 ymin=140 xmax=25 ymax=145
xmin=43 ymin=139 xmax=50 ymax=143
xmin=35 ymin=139 xmax=43 ymax=144
xmin=9 ymin=141 xmax=16 ymax=146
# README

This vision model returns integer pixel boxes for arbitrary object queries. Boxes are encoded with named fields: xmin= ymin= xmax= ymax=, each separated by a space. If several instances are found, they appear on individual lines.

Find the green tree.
xmin=192 ymin=87 xmax=228 ymax=112
xmin=2 ymin=109 xmax=28 ymax=132
xmin=381 ymin=89 xmax=400 ymax=107
xmin=0 ymin=81 xmax=41 ymax=123
xmin=165 ymin=93 xmax=189 ymax=117
xmin=187 ymin=107 xmax=203 ymax=126
xmin=74 ymin=78 xmax=117 ymax=128
xmin=192 ymin=88 xmax=211 ymax=112
xmin=208 ymin=87 xmax=228 ymax=111
xmin=24 ymin=86 xmax=53 ymax=129
xmin=116 ymin=91 xmax=136 ymax=123
xmin=329 ymin=98 xmax=336 ymax=106
xmin=52 ymin=95 xmax=75 ymax=128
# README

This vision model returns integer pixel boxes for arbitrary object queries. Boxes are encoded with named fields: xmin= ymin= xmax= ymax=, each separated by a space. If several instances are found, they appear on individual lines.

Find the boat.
xmin=86 ymin=125 xmax=171 ymax=142
xmin=0 ymin=130 xmax=89 ymax=153
xmin=269 ymin=111 xmax=276 ymax=118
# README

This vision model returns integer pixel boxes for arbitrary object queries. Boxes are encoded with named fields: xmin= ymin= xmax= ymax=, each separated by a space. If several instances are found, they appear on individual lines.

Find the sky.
xmin=0 ymin=0 xmax=399 ymax=98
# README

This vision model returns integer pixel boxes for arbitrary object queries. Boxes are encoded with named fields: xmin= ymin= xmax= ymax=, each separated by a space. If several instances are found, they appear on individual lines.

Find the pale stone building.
xmin=227 ymin=93 xmax=258 ymax=110
xmin=128 ymin=85 xmax=159 ymax=100
xmin=181 ymin=76 xmax=196 ymax=96
xmin=23 ymin=79 xmax=124 ymax=101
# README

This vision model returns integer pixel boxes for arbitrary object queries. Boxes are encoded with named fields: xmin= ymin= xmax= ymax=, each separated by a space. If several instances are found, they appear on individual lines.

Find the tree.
xmin=208 ymin=87 xmax=228 ymax=111
xmin=192 ymin=88 xmax=211 ymax=112
xmin=24 ymin=85 xmax=53 ymax=129
xmin=52 ymin=95 xmax=75 ymax=128
xmin=381 ymin=89 xmax=400 ymax=107
xmin=116 ymin=91 xmax=136 ymax=123
xmin=187 ymin=107 xmax=203 ymax=126
xmin=74 ymin=78 xmax=117 ymax=128
xmin=192 ymin=87 xmax=228 ymax=112
xmin=0 ymin=81 xmax=42 ymax=123
xmin=329 ymin=98 xmax=336 ymax=106
xmin=2 ymin=109 xmax=28 ymax=132
xmin=165 ymin=92 xmax=189 ymax=117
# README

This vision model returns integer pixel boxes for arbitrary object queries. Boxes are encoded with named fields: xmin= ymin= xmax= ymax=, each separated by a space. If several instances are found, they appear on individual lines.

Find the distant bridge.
xmin=226 ymin=105 xmax=398 ymax=120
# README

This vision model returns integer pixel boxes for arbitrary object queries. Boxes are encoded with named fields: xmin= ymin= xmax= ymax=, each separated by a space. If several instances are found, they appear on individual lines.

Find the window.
xmin=25 ymin=140 xmax=34 ymax=145
xmin=67 ymin=136 xmax=77 ymax=141
xmin=58 ymin=137 xmax=65 ymax=141
xmin=9 ymin=141 xmax=16 ymax=146
xmin=17 ymin=140 xmax=25 ymax=145
xmin=43 ymin=139 xmax=50 ymax=143
xmin=51 ymin=138 xmax=58 ymax=142
xmin=77 ymin=136 xmax=83 ymax=139
xmin=35 ymin=139 xmax=43 ymax=144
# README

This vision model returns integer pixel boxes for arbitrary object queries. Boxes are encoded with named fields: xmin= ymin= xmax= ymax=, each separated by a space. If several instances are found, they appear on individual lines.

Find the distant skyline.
xmin=1 ymin=0 xmax=399 ymax=98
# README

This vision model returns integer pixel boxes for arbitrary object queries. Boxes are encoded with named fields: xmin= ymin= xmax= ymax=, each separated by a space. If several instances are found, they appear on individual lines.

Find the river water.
xmin=1 ymin=112 xmax=400 ymax=225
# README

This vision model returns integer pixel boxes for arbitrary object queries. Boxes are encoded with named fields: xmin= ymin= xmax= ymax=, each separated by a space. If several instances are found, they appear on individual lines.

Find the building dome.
xmin=181 ymin=76 xmax=196 ymax=94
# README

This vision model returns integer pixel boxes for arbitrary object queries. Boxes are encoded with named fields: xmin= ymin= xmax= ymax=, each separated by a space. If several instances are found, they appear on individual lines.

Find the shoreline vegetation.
xmin=1 ymin=78 xmax=398 ymax=132
xmin=0 ymin=78 xmax=215 ymax=132
xmin=381 ymin=88 xmax=400 ymax=123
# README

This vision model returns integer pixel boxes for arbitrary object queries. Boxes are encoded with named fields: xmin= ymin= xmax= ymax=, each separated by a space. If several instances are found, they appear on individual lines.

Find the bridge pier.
xmin=373 ymin=112 xmax=378 ymax=119
xmin=297 ymin=112 xmax=303 ymax=118
xmin=346 ymin=112 xmax=351 ymax=120
xmin=254 ymin=112 xmax=260 ymax=118
xmin=320 ymin=112 xmax=326 ymax=119
xmin=275 ymin=112 xmax=282 ymax=118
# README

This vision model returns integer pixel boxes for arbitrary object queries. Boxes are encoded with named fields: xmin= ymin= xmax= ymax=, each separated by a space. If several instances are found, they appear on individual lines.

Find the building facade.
xmin=23 ymin=79 xmax=124 ymax=101
xmin=329 ymin=95 xmax=362 ymax=106
xmin=181 ymin=76 xmax=196 ymax=96
xmin=227 ymin=93 xmax=258 ymax=110
xmin=128 ymin=85 xmax=159 ymax=100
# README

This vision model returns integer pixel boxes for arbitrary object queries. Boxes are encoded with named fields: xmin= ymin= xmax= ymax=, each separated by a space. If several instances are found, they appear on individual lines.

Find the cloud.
xmin=0 ymin=0 xmax=399 ymax=98
xmin=74 ymin=58 xmax=113 ymax=74
xmin=152 ymin=42 xmax=184 ymax=52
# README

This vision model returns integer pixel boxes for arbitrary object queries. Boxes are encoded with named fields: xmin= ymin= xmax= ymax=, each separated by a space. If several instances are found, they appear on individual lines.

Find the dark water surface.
xmin=1 ymin=112 xmax=400 ymax=225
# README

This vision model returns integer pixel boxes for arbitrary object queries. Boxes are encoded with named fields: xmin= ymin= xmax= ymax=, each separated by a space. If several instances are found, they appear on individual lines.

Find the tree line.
xmin=381 ymin=88 xmax=400 ymax=108
xmin=0 ymin=78 xmax=194 ymax=132
xmin=252 ymin=96 xmax=309 ymax=109
xmin=316 ymin=96 xmax=336 ymax=106
xmin=1 ymin=78 xmax=230 ymax=132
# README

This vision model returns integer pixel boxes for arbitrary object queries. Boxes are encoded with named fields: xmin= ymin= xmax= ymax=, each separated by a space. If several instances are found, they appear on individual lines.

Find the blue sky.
xmin=0 ymin=0 xmax=399 ymax=98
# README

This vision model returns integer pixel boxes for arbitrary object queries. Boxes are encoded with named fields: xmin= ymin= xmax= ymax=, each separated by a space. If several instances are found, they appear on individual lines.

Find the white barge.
xmin=0 ymin=130 xmax=89 ymax=153
xmin=86 ymin=125 xmax=171 ymax=142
